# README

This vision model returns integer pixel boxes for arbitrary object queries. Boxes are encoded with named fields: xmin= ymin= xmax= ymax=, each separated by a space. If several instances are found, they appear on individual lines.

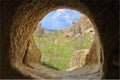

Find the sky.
xmin=39 ymin=9 xmax=83 ymax=30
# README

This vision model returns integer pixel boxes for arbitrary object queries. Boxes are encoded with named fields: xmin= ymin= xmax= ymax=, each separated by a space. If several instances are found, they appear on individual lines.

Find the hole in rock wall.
xmin=33 ymin=9 xmax=96 ymax=71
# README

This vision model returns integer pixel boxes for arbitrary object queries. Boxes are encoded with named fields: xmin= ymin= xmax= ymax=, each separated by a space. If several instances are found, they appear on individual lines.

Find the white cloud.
xmin=40 ymin=9 xmax=82 ymax=30
xmin=52 ymin=9 xmax=81 ymax=24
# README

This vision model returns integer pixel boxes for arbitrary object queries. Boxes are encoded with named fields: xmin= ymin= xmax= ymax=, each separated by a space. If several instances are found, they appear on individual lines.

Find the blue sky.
xmin=39 ymin=9 xmax=83 ymax=30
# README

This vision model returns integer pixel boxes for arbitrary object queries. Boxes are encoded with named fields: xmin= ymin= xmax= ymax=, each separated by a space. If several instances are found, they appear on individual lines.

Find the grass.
xmin=34 ymin=30 xmax=93 ymax=70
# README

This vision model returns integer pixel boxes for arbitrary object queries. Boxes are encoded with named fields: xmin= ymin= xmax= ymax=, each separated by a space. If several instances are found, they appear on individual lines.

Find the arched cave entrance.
xmin=33 ymin=8 xmax=99 ymax=72
xmin=1 ymin=0 xmax=119 ymax=79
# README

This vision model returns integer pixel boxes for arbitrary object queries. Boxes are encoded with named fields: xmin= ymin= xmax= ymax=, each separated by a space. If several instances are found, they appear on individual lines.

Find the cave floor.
xmin=21 ymin=63 xmax=100 ymax=79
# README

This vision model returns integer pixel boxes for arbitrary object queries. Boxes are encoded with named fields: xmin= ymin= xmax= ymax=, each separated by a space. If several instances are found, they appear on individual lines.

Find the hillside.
xmin=33 ymin=15 xmax=95 ymax=70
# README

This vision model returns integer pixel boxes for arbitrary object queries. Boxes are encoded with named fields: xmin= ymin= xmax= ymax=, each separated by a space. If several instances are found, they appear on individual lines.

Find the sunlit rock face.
xmin=62 ymin=28 xmax=72 ymax=37
xmin=85 ymin=40 xmax=100 ymax=66
xmin=62 ymin=15 xmax=94 ymax=37
xmin=71 ymin=21 xmax=81 ymax=35
xmin=33 ymin=24 xmax=44 ymax=37
xmin=23 ymin=35 xmax=41 ymax=66
xmin=78 ymin=15 xmax=93 ymax=32
xmin=0 ymin=0 xmax=119 ymax=79
xmin=69 ymin=49 xmax=89 ymax=70
xmin=70 ymin=15 xmax=93 ymax=35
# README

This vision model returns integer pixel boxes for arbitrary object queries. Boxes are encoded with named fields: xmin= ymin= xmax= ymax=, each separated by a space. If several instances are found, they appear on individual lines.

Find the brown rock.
xmin=0 ymin=0 xmax=118 ymax=79
xmin=78 ymin=15 xmax=93 ymax=32
xmin=70 ymin=15 xmax=93 ymax=36
xmin=69 ymin=49 xmax=89 ymax=69
xmin=62 ymin=28 xmax=72 ymax=37
xmin=33 ymin=23 xmax=44 ymax=37
xmin=23 ymin=36 xmax=41 ymax=66
xmin=71 ymin=21 xmax=81 ymax=35
xmin=85 ymin=40 xmax=100 ymax=65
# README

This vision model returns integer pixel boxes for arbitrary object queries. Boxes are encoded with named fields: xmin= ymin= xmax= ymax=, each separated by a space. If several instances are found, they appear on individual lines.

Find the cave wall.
xmin=85 ymin=39 xmax=100 ymax=66
xmin=86 ymin=0 xmax=119 ymax=78
xmin=0 ymin=0 xmax=119 ymax=79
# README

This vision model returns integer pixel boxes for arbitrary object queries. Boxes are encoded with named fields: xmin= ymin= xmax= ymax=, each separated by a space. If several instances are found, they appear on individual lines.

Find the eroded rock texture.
xmin=33 ymin=24 xmax=44 ymax=37
xmin=78 ymin=15 xmax=93 ymax=32
xmin=0 ymin=0 xmax=119 ymax=79
xmin=70 ymin=15 xmax=93 ymax=35
xmin=62 ymin=15 xmax=94 ymax=37
xmin=85 ymin=40 xmax=100 ymax=65
xmin=23 ymin=36 xmax=41 ymax=66
xmin=69 ymin=49 xmax=89 ymax=69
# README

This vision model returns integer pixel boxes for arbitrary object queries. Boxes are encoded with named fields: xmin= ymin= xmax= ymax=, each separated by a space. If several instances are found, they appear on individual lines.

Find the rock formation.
xmin=71 ymin=21 xmax=81 ymax=35
xmin=34 ymin=23 xmax=44 ymax=37
xmin=0 ymin=0 xmax=119 ymax=79
xmin=69 ymin=49 xmax=89 ymax=70
xmin=62 ymin=15 xmax=94 ymax=38
xmin=78 ymin=15 xmax=93 ymax=32
xmin=85 ymin=40 xmax=100 ymax=66
xmin=62 ymin=28 xmax=72 ymax=37
xmin=80 ymin=27 xmax=95 ymax=39
xmin=71 ymin=15 xmax=93 ymax=35
xmin=23 ymin=36 xmax=41 ymax=66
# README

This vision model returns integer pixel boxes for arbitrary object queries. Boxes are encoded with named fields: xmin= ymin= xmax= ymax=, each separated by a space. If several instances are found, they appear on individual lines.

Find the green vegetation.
xmin=34 ymin=30 xmax=93 ymax=70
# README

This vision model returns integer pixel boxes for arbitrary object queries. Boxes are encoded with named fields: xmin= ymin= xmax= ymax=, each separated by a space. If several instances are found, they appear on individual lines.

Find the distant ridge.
xmin=44 ymin=28 xmax=60 ymax=32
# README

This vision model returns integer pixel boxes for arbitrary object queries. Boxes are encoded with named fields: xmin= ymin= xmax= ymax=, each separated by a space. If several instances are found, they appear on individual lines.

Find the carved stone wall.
xmin=0 ymin=0 xmax=119 ymax=79
xmin=85 ymin=39 xmax=100 ymax=65
xmin=23 ymin=35 xmax=41 ymax=66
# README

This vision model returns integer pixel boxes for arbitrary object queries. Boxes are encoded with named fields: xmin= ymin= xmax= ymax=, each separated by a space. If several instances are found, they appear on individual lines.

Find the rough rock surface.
xmin=34 ymin=24 xmax=44 ymax=37
xmin=81 ymin=28 xmax=95 ymax=37
xmin=71 ymin=21 xmax=81 ymax=35
xmin=23 ymin=36 xmax=41 ymax=66
xmin=69 ymin=49 xmax=89 ymax=70
xmin=85 ymin=40 xmax=100 ymax=66
xmin=70 ymin=15 xmax=93 ymax=35
xmin=68 ymin=39 xmax=100 ymax=71
xmin=62 ymin=15 xmax=94 ymax=37
xmin=78 ymin=15 xmax=93 ymax=32
xmin=0 ymin=0 xmax=119 ymax=79
xmin=62 ymin=28 xmax=72 ymax=37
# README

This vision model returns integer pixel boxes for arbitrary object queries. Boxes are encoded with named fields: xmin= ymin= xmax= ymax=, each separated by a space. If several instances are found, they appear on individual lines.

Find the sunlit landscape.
xmin=33 ymin=9 xmax=94 ymax=70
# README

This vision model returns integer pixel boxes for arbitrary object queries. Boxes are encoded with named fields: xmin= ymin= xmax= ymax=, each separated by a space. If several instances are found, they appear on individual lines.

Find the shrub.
xmin=34 ymin=30 xmax=93 ymax=70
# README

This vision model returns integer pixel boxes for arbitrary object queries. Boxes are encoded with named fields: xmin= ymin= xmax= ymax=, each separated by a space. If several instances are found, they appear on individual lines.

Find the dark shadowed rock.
xmin=0 ymin=0 xmax=118 ymax=79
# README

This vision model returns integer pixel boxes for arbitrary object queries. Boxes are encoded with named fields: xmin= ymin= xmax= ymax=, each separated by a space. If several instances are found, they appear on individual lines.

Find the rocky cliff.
xmin=77 ymin=15 xmax=93 ymax=32
xmin=63 ymin=15 xmax=94 ymax=37
xmin=1 ymin=0 xmax=118 ymax=79
xmin=34 ymin=23 xmax=44 ymax=37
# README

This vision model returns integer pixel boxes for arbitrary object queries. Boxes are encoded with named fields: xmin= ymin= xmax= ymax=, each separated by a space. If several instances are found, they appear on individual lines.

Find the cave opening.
xmin=1 ymin=0 xmax=119 ymax=79
xmin=33 ymin=8 xmax=98 ymax=71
